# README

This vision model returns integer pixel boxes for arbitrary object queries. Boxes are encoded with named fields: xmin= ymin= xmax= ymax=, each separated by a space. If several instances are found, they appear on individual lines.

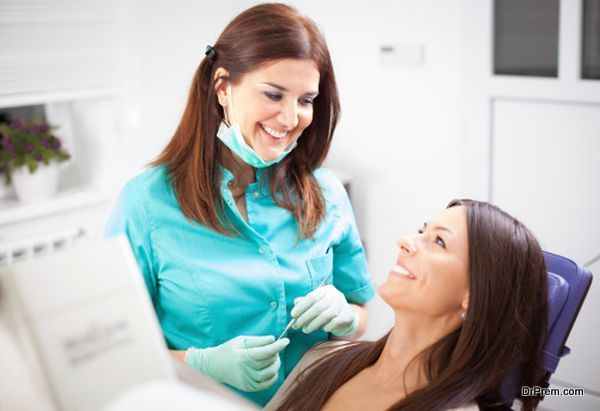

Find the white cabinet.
xmin=463 ymin=0 xmax=600 ymax=406
xmin=492 ymin=99 xmax=600 ymax=265
xmin=492 ymin=98 xmax=600 ymax=396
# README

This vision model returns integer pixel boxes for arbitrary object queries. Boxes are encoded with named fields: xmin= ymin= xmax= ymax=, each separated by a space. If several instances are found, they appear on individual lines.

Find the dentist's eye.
xmin=299 ymin=97 xmax=314 ymax=106
xmin=264 ymin=91 xmax=282 ymax=101
xmin=435 ymin=236 xmax=446 ymax=248
xmin=417 ymin=229 xmax=424 ymax=234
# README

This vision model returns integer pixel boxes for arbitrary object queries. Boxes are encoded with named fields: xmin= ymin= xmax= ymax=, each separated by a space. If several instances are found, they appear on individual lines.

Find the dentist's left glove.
xmin=291 ymin=285 xmax=358 ymax=336
xmin=185 ymin=335 xmax=289 ymax=392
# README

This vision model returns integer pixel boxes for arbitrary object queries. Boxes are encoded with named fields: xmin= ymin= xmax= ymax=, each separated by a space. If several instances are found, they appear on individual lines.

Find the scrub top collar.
xmin=219 ymin=165 xmax=270 ymax=197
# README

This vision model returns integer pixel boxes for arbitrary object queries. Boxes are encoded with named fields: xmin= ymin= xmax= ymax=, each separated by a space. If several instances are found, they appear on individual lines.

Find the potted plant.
xmin=0 ymin=119 xmax=70 ymax=203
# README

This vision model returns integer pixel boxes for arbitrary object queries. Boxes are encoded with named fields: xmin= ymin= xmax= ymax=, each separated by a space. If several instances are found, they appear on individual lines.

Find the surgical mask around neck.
xmin=216 ymin=121 xmax=297 ymax=169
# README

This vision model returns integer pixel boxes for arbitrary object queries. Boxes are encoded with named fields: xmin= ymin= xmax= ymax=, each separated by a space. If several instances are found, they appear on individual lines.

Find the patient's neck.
xmin=370 ymin=312 xmax=460 ymax=392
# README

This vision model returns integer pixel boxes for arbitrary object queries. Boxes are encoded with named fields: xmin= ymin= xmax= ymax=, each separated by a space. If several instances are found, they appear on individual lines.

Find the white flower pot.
xmin=11 ymin=162 xmax=60 ymax=204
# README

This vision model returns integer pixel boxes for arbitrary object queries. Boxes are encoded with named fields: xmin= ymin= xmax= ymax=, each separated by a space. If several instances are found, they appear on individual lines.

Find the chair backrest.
xmin=498 ymin=251 xmax=593 ymax=408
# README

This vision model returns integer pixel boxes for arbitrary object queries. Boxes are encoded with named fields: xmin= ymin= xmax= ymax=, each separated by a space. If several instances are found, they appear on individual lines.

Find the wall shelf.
xmin=0 ymin=186 xmax=112 ymax=227
xmin=0 ymin=86 xmax=123 ymax=110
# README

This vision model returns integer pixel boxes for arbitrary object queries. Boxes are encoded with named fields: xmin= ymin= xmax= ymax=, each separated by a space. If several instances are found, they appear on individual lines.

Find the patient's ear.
xmin=461 ymin=292 xmax=469 ymax=311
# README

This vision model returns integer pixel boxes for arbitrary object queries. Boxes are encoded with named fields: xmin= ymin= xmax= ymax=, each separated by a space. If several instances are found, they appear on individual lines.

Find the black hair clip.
xmin=205 ymin=45 xmax=217 ymax=62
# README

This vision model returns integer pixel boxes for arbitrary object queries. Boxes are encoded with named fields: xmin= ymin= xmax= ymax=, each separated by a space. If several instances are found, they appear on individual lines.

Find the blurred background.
xmin=0 ymin=1 xmax=598 ymax=409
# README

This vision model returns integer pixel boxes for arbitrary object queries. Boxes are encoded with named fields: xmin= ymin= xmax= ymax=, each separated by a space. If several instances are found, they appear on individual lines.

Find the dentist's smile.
xmin=260 ymin=123 xmax=289 ymax=140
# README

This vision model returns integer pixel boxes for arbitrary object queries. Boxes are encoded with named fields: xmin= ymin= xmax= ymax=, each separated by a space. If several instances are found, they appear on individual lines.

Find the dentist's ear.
xmin=214 ymin=67 xmax=230 ymax=107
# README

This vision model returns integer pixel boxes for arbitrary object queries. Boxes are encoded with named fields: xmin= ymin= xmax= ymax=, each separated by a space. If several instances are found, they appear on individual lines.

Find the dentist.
xmin=105 ymin=3 xmax=374 ymax=407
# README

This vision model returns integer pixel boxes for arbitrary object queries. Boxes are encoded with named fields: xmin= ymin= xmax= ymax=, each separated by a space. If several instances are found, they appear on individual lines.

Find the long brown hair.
xmin=276 ymin=199 xmax=548 ymax=410
xmin=151 ymin=3 xmax=339 ymax=238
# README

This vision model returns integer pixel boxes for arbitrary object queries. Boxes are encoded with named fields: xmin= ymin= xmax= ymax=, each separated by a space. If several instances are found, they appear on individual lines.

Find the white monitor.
xmin=0 ymin=235 xmax=258 ymax=411
xmin=0 ymin=236 xmax=176 ymax=410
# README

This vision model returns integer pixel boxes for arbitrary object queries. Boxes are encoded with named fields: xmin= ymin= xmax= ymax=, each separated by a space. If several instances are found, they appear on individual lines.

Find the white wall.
xmin=297 ymin=1 xmax=466 ymax=339
xmin=127 ymin=0 xmax=467 ymax=339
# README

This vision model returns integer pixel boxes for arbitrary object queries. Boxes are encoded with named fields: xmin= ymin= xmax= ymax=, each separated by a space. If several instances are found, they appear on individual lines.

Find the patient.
xmin=266 ymin=199 xmax=548 ymax=411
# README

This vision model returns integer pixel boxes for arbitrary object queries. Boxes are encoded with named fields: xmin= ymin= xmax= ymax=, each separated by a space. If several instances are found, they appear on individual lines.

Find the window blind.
xmin=0 ymin=0 xmax=127 ymax=97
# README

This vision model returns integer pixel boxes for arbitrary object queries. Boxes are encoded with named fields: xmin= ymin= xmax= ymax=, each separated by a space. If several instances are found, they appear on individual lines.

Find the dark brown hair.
xmin=151 ymin=3 xmax=339 ymax=237
xmin=276 ymin=199 xmax=548 ymax=410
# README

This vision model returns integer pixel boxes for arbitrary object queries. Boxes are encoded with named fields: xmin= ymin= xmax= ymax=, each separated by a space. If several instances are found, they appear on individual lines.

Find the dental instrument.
xmin=277 ymin=272 xmax=331 ymax=341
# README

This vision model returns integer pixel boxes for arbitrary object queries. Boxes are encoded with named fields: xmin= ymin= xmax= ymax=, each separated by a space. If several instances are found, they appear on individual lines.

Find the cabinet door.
xmin=492 ymin=98 xmax=600 ymax=397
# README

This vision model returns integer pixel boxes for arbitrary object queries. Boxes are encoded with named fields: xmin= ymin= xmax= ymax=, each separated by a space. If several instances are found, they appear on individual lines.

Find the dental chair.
xmin=498 ymin=251 xmax=593 ymax=409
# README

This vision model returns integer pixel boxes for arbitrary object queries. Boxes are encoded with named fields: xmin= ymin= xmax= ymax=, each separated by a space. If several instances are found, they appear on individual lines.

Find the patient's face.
xmin=378 ymin=206 xmax=469 ymax=320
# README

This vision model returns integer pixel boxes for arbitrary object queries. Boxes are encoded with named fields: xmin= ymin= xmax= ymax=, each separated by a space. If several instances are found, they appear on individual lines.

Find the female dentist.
xmin=105 ymin=3 xmax=374 ymax=407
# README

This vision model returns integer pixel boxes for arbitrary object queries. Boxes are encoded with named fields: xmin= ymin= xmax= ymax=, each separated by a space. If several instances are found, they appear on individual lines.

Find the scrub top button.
xmin=258 ymin=246 xmax=266 ymax=254
xmin=270 ymin=301 xmax=278 ymax=309
xmin=253 ymin=191 xmax=259 ymax=198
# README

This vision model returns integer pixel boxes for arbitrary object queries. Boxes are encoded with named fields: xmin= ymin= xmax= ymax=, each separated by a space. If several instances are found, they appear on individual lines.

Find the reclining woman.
xmin=266 ymin=199 xmax=548 ymax=411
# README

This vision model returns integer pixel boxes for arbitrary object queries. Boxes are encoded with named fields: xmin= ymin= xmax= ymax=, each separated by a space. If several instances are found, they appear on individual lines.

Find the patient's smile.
xmin=390 ymin=264 xmax=416 ymax=280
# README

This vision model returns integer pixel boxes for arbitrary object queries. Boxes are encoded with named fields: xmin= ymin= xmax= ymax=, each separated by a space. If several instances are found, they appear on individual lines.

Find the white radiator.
xmin=0 ymin=227 xmax=88 ymax=266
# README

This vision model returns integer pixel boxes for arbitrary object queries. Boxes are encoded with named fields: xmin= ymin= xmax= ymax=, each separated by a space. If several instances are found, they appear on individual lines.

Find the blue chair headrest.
xmin=497 ymin=252 xmax=592 ymax=407
xmin=543 ymin=272 xmax=569 ymax=373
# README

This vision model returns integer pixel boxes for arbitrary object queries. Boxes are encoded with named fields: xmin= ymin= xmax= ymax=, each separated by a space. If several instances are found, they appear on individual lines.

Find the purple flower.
xmin=40 ymin=136 xmax=50 ymax=148
xmin=34 ymin=153 xmax=43 ymax=161
xmin=24 ymin=144 xmax=35 ymax=153
xmin=1 ymin=136 xmax=14 ymax=151
xmin=40 ymin=123 xmax=50 ymax=132
xmin=51 ymin=139 xmax=62 ymax=150
xmin=32 ymin=124 xmax=42 ymax=134
xmin=10 ymin=119 xmax=23 ymax=130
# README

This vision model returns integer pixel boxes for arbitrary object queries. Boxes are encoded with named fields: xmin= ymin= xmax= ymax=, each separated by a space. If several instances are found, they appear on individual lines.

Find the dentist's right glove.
xmin=291 ymin=285 xmax=358 ymax=336
xmin=185 ymin=335 xmax=289 ymax=392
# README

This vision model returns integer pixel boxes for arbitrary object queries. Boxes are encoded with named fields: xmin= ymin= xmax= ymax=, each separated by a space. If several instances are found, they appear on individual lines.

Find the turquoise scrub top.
xmin=105 ymin=165 xmax=375 ymax=406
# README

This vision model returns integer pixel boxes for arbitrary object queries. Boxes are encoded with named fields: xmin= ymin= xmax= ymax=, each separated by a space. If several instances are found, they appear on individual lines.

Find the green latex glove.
xmin=291 ymin=285 xmax=358 ymax=336
xmin=186 ymin=335 xmax=289 ymax=392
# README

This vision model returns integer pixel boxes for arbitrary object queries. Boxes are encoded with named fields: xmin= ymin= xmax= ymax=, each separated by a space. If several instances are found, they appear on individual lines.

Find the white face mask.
xmin=216 ymin=86 xmax=297 ymax=168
